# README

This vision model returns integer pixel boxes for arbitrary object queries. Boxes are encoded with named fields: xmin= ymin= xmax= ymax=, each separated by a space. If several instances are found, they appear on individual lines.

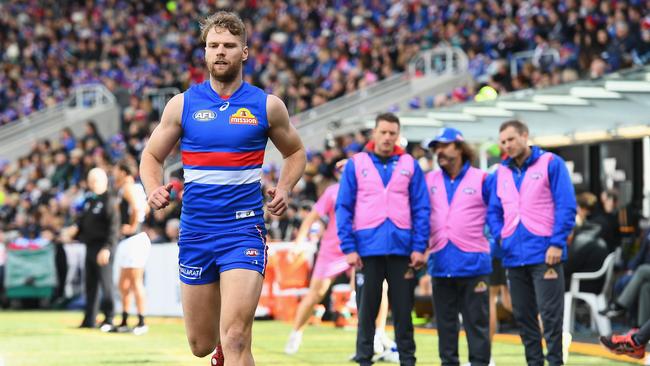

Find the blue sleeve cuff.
xmin=340 ymin=241 xmax=357 ymax=254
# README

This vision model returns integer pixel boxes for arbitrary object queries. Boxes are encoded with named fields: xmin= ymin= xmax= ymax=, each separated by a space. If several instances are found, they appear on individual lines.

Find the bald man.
xmin=65 ymin=168 xmax=120 ymax=330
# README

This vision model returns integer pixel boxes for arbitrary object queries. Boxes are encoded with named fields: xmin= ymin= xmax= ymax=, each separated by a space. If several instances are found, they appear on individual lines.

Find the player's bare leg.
xmin=181 ymin=282 xmax=221 ymax=357
xmin=219 ymin=269 xmax=264 ymax=366
xmin=118 ymin=271 xmax=132 ymax=314
xmin=130 ymin=269 xmax=146 ymax=315
xmin=293 ymin=277 xmax=332 ymax=331
xmin=117 ymin=270 xmax=133 ymax=330
xmin=285 ymin=277 xmax=333 ymax=354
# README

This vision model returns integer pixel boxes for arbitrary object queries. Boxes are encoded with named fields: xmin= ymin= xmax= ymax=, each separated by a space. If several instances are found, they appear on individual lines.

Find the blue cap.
xmin=428 ymin=127 xmax=465 ymax=147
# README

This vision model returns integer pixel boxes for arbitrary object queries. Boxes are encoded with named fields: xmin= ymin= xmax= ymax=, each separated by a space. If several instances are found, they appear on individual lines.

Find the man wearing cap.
xmin=336 ymin=112 xmax=430 ymax=366
xmin=426 ymin=127 xmax=493 ymax=366
xmin=487 ymin=120 xmax=576 ymax=366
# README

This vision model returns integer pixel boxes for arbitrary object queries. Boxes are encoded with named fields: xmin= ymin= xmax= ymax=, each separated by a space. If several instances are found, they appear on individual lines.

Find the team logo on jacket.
xmin=245 ymin=248 xmax=259 ymax=257
xmin=463 ymin=187 xmax=477 ymax=195
xmin=430 ymin=186 xmax=437 ymax=194
xmin=400 ymin=169 xmax=411 ymax=176
xmin=92 ymin=201 xmax=103 ymax=214
xmin=193 ymin=110 xmax=216 ymax=121
xmin=229 ymin=108 xmax=258 ymax=125
xmin=361 ymin=169 xmax=368 ymax=177
xmin=531 ymin=172 xmax=544 ymax=180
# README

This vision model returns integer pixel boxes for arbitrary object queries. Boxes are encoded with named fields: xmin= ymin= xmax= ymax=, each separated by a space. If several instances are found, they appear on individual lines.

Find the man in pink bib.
xmin=336 ymin=112 xmax=430 ymax=366
xmin=487 ymin=120 xmax=576 ymax=366
xmin=426 ymin=127 xmax=492 ymax=366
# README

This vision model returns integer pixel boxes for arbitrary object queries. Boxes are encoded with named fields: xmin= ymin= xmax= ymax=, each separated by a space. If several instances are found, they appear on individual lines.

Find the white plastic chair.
xmin=563 ymin=248 xmax=620 ymax=336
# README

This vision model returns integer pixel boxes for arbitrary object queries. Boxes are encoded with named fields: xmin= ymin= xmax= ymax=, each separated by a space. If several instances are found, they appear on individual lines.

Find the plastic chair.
xmin=563 ymin=248 xmax=620 ymax=336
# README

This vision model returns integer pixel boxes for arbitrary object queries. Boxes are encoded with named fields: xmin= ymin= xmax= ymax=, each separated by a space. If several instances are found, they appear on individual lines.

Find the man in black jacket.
xmin=64 ymin=167 xmax=119 ymax=331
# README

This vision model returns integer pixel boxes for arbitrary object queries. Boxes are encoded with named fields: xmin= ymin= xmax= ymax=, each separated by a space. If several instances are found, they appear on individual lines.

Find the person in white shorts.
xmin=113 ymin=161 xmax=151 ymax=335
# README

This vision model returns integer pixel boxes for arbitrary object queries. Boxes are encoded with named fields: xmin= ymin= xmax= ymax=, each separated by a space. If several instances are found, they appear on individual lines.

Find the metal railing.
xmin=263 ymin=46 xmax=470 ymax=164
xmin=66 ymin=84 xmax=116 ymax=109
xmin=144 ymin=87 xmax=180 ymax=116
xmin=0 ymin=84 xmax=118 ymax=161
xmin=407 ymin=45 xmax=469 ymax=78
xmin=509 ymin=48 xmax=560 ymax=77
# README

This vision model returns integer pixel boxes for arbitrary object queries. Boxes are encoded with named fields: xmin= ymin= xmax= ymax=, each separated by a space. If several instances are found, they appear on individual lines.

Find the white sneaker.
xmin=373 ymin=333 xmax=385 ymax=354
xmin=375 ymin=347 xmax=399 ymax=363
xmin=99 ymin=323 xmax=115 ymax=333
xmin=133 ymin=324 xmax=148 ymax=336
xmin=380 ymin=333 xmax=397 ymax=350
xmin=644 ymin=354 xmax=650 ymax=366
xmin=284 ymin=330 xmax=302 ymax=355
xmin=562 ymin=331 xmax=572 ymax=365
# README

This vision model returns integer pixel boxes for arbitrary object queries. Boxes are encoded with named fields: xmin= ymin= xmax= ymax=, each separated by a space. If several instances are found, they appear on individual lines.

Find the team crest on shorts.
xmin=245 ymin=248 xmax=259 ymax=257
xmin=229 ymin=108 xmax=258 ymax=125
xmin=474 ymin=281 xmax=488 ymax=293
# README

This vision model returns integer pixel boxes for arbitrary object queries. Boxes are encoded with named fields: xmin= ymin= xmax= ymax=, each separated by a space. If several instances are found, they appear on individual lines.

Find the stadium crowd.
xmin=1 ymin=0 xmax=649 ymax=124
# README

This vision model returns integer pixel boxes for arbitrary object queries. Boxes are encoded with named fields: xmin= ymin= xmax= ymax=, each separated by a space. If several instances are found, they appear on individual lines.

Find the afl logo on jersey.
xmin=229 ymin=108 xmax=258 ymax=125
xmin=193 ymin=110 xmax=216 ymax=121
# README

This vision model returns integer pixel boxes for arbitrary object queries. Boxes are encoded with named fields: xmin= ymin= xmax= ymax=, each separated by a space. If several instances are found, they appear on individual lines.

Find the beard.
xmin=437 ymin=153 xmax=455 ymax=168
xmin=206 ymin=59 xmax=242 ymax=83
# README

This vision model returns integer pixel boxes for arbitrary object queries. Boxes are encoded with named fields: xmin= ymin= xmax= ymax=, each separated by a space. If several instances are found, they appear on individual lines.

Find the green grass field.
xmin=0 ymin=311 xmax=637 ymax=365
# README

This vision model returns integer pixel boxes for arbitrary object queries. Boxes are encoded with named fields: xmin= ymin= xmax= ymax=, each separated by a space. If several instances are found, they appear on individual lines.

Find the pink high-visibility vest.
xmin=496 ymin=153 xmax=555 ymax=238
xmin=427 ymin=167 xmax=489 ymax=253
xmin=352 ymin=152 xmax=414 ymax=231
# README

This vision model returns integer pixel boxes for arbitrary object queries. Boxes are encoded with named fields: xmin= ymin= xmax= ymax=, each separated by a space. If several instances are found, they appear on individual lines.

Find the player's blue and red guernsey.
xmin=180 ymin=81 xmax=269 ymax=233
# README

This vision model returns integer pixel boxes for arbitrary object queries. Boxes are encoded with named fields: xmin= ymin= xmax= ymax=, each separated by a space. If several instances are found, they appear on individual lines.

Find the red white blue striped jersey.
xmin=180 ymin=81 xmax=268 ymax=233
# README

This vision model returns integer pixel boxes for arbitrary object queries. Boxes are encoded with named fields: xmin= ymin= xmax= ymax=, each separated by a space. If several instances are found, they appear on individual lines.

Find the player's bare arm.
xmin=140 ymin=93 xmax=184 ymax=210
xmin=266 ymin=94 xmax=306 ymax=216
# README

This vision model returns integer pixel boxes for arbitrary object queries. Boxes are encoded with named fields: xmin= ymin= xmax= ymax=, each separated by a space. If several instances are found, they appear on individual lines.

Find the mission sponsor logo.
xmin=179 ymin=263 xmax=202 ymax=280
xmin=193 ymin=109 xmax=216 ymax=121
xmin=229 ymin=108 xmax=258 ymax=125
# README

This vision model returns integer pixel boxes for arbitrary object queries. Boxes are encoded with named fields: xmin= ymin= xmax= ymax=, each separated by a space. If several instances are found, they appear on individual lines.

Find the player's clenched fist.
xmin=266 ymin=187 xmax=289 ymax=216
xmin=148 ymin=183 xmax=173 ymax=210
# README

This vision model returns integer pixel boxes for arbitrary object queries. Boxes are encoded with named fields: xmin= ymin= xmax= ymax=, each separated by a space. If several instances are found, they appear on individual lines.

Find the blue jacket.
xmin=336 ymin=151 xmax=430 ymax=257
xmin=486 ymin=146 xmax=576 ymax=268
xmin=428 ymin=161 xmax=493 ymax=278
